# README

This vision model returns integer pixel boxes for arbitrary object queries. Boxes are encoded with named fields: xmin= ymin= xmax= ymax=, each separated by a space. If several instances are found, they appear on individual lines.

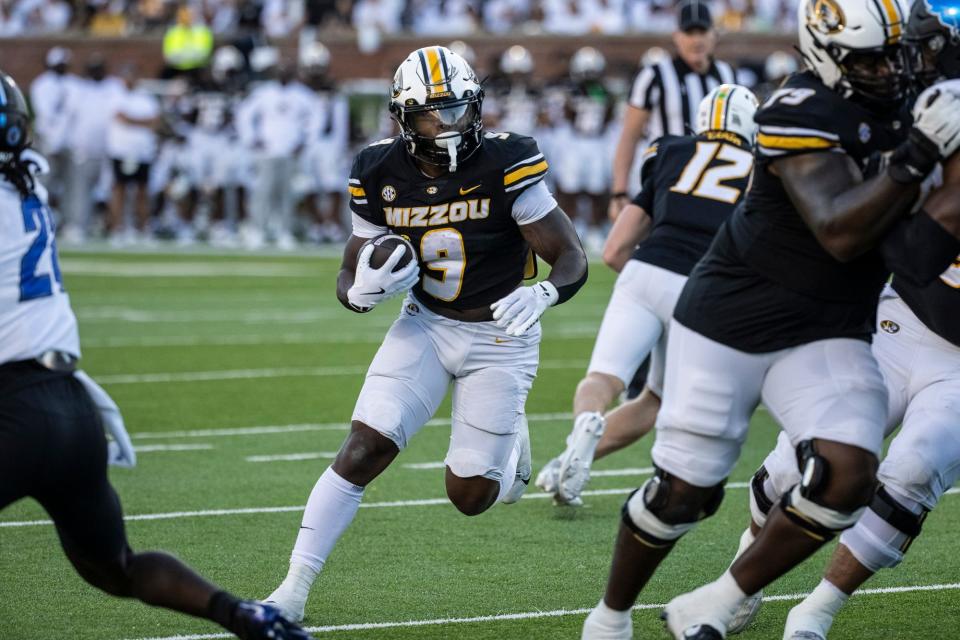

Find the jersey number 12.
xmin=670 ymin=142 xmax=754 ymax=204
xmin=19 ymin=195 xmax=65 ymax=302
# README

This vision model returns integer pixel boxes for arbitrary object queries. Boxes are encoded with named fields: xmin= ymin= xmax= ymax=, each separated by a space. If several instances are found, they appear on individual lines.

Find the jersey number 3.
xmin=670 ymin=142 xmax=754 ymax=204
xmin=19 ymin=195 xmax=65 ymax=302
xmin=421 ymin=228 xmax=466 ymax=301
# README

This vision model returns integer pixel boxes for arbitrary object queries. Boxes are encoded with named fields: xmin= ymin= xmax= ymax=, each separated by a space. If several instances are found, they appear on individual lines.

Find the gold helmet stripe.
xmin=712 ymin=86 xmax=730 ymax=131
xmin=425 ymin=47 xmax=445 ymax=93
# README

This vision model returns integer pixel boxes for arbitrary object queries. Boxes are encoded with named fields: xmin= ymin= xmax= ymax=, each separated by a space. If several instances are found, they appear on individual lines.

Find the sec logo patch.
xmin=880 ymin=320 xmax=900 ymax=334
xmin=381 ymin=185 xmax=397 ymax=202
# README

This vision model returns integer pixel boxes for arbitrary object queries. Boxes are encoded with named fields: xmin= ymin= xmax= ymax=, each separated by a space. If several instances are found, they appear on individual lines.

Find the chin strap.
xmin=435 ymin=132 xmax=461 ymax=172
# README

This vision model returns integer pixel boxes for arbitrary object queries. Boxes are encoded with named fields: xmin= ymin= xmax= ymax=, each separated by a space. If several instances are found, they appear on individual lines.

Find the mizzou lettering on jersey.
xmin=630 ymin=132 xmax=752 ymax=276
xmin=384 ymin=199 xmax=490 ymax=227
xmin=348 ymin=132 xmax=548 ymax=311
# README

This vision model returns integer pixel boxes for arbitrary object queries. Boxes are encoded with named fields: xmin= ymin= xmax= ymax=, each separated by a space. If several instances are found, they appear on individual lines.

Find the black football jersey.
xmin=631 ymin=132 xmax=753 ymax=276
xmin=675 ymin=72 xmax=908 ymax=352
xmin=893 ymin=257 xmax=960 ymax=347
xmin=349 ymin=132 xmax=547 ymax=311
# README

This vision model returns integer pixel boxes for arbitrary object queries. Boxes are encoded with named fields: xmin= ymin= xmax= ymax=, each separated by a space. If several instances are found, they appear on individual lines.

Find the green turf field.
xmin=1 ymin=249 xmax=958 ymax=640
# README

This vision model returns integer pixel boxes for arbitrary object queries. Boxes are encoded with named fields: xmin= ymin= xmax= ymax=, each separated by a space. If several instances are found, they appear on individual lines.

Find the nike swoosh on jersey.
xmin=459 ymin=184 xmax=482 ymax=195
xmin=495 ymin=337 xmax=510 ymax=344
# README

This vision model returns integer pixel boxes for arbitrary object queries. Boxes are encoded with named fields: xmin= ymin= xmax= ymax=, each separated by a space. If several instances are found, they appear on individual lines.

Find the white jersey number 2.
xmin=19 ymin=195 xmax=64 ymax=302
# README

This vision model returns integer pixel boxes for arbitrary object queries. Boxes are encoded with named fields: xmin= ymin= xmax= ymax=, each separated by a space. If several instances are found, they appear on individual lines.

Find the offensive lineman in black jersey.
xmin=536 ymin=84 xmax=759 ymax=507
xmin=582 ymin=0 xmax=960 ymax=638
xmin=726 ymin=2 xmax=960 ymax=636
xmin=264 ymin=46 xmax=587 ymax=623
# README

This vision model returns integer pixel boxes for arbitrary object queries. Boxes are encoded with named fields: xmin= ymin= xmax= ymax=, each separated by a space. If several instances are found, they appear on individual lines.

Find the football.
xmin=365 ymin=234 xmax=416 ymax=272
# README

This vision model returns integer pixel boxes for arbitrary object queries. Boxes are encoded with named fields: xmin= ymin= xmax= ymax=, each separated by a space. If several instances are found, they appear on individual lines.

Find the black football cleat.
xmin=234 ymin=601 xmax=314 ymax=640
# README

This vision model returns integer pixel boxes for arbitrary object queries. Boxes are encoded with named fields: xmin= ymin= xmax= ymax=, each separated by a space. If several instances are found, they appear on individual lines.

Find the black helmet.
xmin=0 ymin=71 xmax=30 ymax=163
xmin=905 ymin=0 xmax=960 ymax=86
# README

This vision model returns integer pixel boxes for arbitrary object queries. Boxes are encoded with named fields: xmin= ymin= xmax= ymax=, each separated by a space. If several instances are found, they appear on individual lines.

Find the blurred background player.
xmin=297 ymin=41 xmax=349 ymax=244
xmin=550 ymin=46 xmax=618 ymax=248
xmin=264 ymin=45 xmax=587 ymax=623
xmin=29 ymin=46 xmax=76 ymax=217
xmin=609 ymin=0 xmax=735 ymax=221
xmin=484 ymin=44 xmax=543 ymax=137
xmin=235 ymin=48 xmax=314 ymax=250
xmin=106 ymin=63 xmax=161 ymax=244
xmin=0 ymin=69 xmax=312 ymax=640
xmin=537 ymin=84 xmax=758 ymax=507
xmin=63 ymin=54 xmax=122 ymax=243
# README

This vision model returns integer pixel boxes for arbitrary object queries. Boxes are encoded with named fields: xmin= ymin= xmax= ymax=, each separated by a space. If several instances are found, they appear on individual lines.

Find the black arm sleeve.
xmin=881 ymin=210 xmax=960 ymax=287
xmin=555 ymin=264 xmax=588 ymax=305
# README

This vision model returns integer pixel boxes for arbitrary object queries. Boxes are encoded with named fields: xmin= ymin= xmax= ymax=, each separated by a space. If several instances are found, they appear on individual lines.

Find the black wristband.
xmin=888 ymin=128 xmax=940 ymax=185
xmin=611 ymin=192 xmax=628 ymax=199
xmin=554 ymin=264 xmax=588 ymax=304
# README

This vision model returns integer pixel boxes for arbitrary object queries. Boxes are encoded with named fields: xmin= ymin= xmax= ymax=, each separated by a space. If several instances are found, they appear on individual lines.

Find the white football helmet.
xmin=211 ymin=46 xmax=243 ymax=84
xmin=300 ymin=42 xmax=330 ymax=71
xmin=797 ymin=0 xmax=908 ymax=104
xmin=570 ymin=46 xmax=606 ymax=79
xmin=695 ymin=84 xmax=759 ymax=143
xmin=390 ymin=45 xmax=484 ymax=172
xmin=764 ymin=50 xmax=799 ymax=82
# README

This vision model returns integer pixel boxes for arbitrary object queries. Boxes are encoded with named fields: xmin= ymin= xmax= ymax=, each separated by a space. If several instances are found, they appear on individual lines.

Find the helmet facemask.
xmin=390 ymin=78 xmax=483 ymax=173
xmin=832 ymin=45 xmax=907 ymax=107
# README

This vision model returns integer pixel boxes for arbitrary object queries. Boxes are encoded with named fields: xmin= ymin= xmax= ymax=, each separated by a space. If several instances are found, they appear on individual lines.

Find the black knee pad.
xmin=871 ymin=485 xmax=929 ymax=552
xmin=621 ymin=468 xmax=724 ymax=548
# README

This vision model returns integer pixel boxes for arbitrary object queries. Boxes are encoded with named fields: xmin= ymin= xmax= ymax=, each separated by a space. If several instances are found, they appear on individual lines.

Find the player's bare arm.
xmin=775 ymin=151 xmax=919 ymax=262
xmin=609 ymin=107 xmax=650 ymax=220
xmin=335 ymin=234 xmax=366 ymax=310
xmin=601 ymin=203 xmax=652 ymax=273
xmin=519 ymin=206 xmax=588 ymax=295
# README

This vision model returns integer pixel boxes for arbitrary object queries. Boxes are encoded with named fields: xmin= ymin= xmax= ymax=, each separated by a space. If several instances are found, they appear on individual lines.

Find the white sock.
xmin=713 ymin=570 xmax=751 ymax=613
xmin=800 ymin=579 xmax=848 ymax=617
xmin=734 ymin=527 xmax=756 ymax=561
xmin=496 ymin=438 xmax=522 ymax=502
xmin=591 ymin=598 xmax=631 ymax=628
xmin=289 ymin=467 xmax=364 ymax=576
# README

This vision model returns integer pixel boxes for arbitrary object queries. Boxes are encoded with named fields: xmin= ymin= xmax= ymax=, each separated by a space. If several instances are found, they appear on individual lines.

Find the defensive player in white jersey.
xmin=264 ymin=46 xmax=588 ymax=623
xmin=726 ymin=4 xmax=960 ymax=637
xmin=536 ymin=84 xmax=758 ymax=506
xmin=0 ymin=71 xmax=312 ymax=640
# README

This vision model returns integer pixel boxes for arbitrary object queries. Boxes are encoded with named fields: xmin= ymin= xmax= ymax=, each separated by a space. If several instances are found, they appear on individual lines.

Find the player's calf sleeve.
xmin=838 ymin=485 xmax=928 ymax=573
xmin=290 ymin=467 xmax=364 ymax=574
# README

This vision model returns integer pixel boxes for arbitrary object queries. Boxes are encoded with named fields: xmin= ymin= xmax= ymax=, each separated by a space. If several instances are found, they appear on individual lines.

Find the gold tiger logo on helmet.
xmin=807 ymin=0 xmax=846 ymax=34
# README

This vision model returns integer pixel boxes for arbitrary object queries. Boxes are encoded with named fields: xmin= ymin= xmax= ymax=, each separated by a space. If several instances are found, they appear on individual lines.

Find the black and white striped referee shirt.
xmin=629 ymin=55 xmax=736 ymax=138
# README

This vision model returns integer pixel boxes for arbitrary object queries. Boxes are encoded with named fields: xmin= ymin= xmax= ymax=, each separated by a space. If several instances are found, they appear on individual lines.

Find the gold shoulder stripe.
xmin=348 ymin=185 xmax=366 ymax=197
xmin=756 ymin=133 xmax=838 ymax=151
xmin=642 ymin=144 xmax=659 ymax=158
xmin=504 ymin=160 xmax=548 ymax=186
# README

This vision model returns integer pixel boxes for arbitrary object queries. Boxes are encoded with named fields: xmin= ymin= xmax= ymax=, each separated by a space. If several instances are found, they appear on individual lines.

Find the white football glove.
xmin=490 ymin=281 xmax=559 ymax=337
xmin=912 ymin=84 xmax=960 ymax=158
xmin=74 ymin=370 xmax=136 ymax=468
xmin=347 ymin=243 xmax=420 ymax=312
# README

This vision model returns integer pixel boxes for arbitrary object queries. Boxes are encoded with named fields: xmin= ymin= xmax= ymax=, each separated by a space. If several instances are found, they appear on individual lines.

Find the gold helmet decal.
xmin=807 ymin=0 xmax=846 ymax=34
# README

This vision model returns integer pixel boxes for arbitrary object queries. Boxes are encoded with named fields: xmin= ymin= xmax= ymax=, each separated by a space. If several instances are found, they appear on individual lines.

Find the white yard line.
xmin=245 ymin=452 xmax=338 ymax=463
xmin=126 ymin=582 xmax=960 ymax=640
xmin=82 ymin=324 xmax=602 ymax=349
xmin=0 ymin=482 xmax=744 ymax=529
xmin=61 ymin=260 xmax=319 ymax=278
xmin=95 ymin=360 xmax=584 ymax=385
xmin=134 ymin=444 xmax=214 ymax=453
xmin=130 ymin=413 xmax=573 ymax=441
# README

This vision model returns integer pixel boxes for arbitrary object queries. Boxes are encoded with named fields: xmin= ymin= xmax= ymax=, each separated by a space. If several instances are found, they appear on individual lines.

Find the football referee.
xmin=609 ymin=0 xmax=736 ymax=220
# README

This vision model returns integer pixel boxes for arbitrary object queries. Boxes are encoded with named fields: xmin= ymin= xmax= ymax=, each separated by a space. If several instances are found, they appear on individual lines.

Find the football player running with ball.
xmin=726 ymin=2 xmax=960 ymax=637
xmin=0 ymin=71 xmax=311 ymax=640
xmin=581 ymin=0 xmax=960 ymax=638
xmin=265 ymin=46 xmax=587 ymax=622
xmin=536 ymin=84 xmax=759 ymax=507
